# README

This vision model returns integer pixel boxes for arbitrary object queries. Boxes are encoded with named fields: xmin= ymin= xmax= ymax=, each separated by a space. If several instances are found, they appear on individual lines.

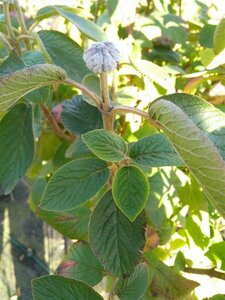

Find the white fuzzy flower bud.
xmin=83 ymin=41 xmax=120 ymax=73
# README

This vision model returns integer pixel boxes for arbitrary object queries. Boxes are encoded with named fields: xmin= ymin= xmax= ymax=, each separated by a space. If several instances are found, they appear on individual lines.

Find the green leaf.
xmin=38 ymin=207 xmax=90 ymax=240
xmin=23 ymin=51 xmax=53 ymax=104
xmin=129 ymin=134 xmax=184 ymax=167
xmin=112 ymin=165 xmax=149 ymax=221
xmin=56 ymin=241 xmax=103 ymax=286
xmin=82 ymin=129 xmax=127 ymax=162
xmin=66 ymin=137 xmax=95 ymax=159
xmin=82 ymin=74 xmax=101 ymax=106
xmin=149 ymin=97 xmax=225 ymax=217
xmin=32 ymin=275 xmax=103 ymax=300
xmin=199 ymin=24 xmax=216 ymax=48
xmin=115 ymin=263 xmax=149 ymax=300
xmin=214 ymin=18 xmax=225 ymax=54
xmin=0 ymin=64 xmax=66 ymax=111
xmin=40 ymin=158 xmax=110 ymax=211
xmin=35 ymin=5 xmax=81 ymax=21
xmin=156 ymin=93 xmax=225 ymax=161
xmin=0 ymin=51 xmax=24 ymax=75
xmin=0 ymin=104 xmax=34 ymax=193
xmin=200 ymin=47 xmax=225 ymax=70
xmin=89 ymin=190 xmax=145 ymax=276
xmin=144 ymin=252 xmax=199 ymax=299
xmin=38 ymin=30 xmax=89 ymax=82
xmin=54 ymin=6 xmax=107 ymax=42
xmin=206 ymin=242 xmax=225 ymax=271
xmin=29 ymin=178 xmax=90 ymax=240
xmin=61 ymin=96 xmax=103 ymax=135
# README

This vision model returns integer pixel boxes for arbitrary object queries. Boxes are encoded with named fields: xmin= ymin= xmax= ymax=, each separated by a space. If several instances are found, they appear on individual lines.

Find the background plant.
xmin=1 ymin=0 xmax=225 ymax=299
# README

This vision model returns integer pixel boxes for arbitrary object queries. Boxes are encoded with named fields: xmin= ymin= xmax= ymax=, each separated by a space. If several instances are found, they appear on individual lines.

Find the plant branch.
xmin=183 ymin=267 xmax=225 ymax=281
xmin=14 ymin=0 xmax=31 ymax=50
xmin=63 ymin=78 xmax=102 ymax=108
xmin=100 ymin=72 xmax=114 ymax=131
xmin=3 ymin=0 xmax=21 ymax=55
xmin=40 ymin=104 xmax=75 ymax=142
xmin=0 ymin=32 xmax=13 ymax=52
xmin=110 ymin=105 xmax=161 ymax=128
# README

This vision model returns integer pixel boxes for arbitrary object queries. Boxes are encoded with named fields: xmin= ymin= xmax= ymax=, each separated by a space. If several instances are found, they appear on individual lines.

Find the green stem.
xmin=3 ymin=0 xmax=21 ymax=55
xmin=100 ymin=72 xmax=114 ymax=131
xmin=110 ymin=105 xmax=160 ymax=128
xmin=0 ymin=32 xmax=13 ymax=52
xmin=14 ymin=0 xmax=31 ymax=50
xmin=63 ymin=78 xmax=102 ymax=108
xmin=32 ymin=32 xmax=52 ymax=64
xmin=183 ymin=267 xmax=225 ymax=281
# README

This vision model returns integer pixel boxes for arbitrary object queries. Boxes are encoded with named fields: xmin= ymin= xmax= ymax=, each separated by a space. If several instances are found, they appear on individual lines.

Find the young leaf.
xmin=32 ymin=275 xmax=103 ymax=300
xmin=54 ymin=6 xmax=107 ymax=42
xmin=40 ymin=158 xmax=110 ymax=211
xmin=82 ymin=129 xmax=128 ymax=162
xmin=157 ymin=93 xmax=225 ymax=161
xmin=0 ymin=64 xmax=66 ymax=111
xmin=38 ymin=30 xmax=89 ymax=82
xmin=149 ymin=99 xmax=225 ymax=217
xmin=115 ymin=263 xmax=149 ymax=300
xmin=112 ymin=165 xmax=150 ymax=221
xmin=89 ymin=190 xmax=145 ymax=276
xmin=144 ymin=252 xmax=199 ymax=299
xmin=129 ymin=134 xmax=184 ymax=167
xmin=0 ymin=104 xmax=34 ymax=194
xmin=214 ymin=18 xmax=225 ymax=55
xmin=61 ymin=96 xmax=103 ymax=135
xmin=56 ymin=241 xmax=103 ymax=286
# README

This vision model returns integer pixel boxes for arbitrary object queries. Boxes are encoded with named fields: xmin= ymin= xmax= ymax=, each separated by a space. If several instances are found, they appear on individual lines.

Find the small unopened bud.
xmin=83 ymin=41 xmax=120 ymax=73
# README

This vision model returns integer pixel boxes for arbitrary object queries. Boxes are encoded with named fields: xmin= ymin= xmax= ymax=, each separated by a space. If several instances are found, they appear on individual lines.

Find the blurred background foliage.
xmin=1 ymin=0 xmax=225 ymax=299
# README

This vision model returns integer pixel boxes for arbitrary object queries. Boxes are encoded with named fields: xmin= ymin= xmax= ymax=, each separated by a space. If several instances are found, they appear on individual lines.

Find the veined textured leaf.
xmin=82 ymin=129 xmax=128 ymax=162
xmin=0 ymin=104 xmax=34 ymax=194
xmin=0 ymin=64 xmax=66 ymax=111
xmin=129 ymin=134 xmax=184 ymax=167
xmin=65 ymin=137 xmax=95 ymax=159
xmin=149 ymin=98 xmax=225 ymax=217
xmin=115 ymin=263 xmax=149 ymax=300
xmin=61 ymin=96 xmax=103 ymax=135
xmin=144 ymin=252 xmax=199 ymax=299
xmin=40 ymin=158 xmax=110 ymax=211
xmin=32 ymin=275 xmax=103 ymax=300
xmin=38 ymin=30 xmax=89 ymax=82
xmin=112 ymin=166 xmax=150 ymax=221
xmin=157 ymin=93 xmax=225 ymax=161
xmin=56 ymin=241 xmax=103 ymax=286
xmin=54 ymin=6 xmax=107 ymax=41
xmin=89 ymin=190 xmax=145 ymax=276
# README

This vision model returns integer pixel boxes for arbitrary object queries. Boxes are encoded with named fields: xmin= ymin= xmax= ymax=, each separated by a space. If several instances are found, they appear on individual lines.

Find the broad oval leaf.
xmin=0 ymin=64 xmax=66 ymax=111
xmin=65 ymin=137 xmax=95 ymax=159
xmin=89 ymin=190 xmax=145 ymax=276
xmin=112 ymin=165 xmax=150 ymax=221
xmin=38 ymin=30 xmax=89 ymax=82
xmin=82 ymin=129 xmax=127 ymax=162
xmin=157 ymin=93 xmax=225 ymax=161
xmin=144 ymin=252 xmax=199 ymax=299
xmin=29 ymin=179 xmax=90 ymax=240
xmin=61 ymin=96 xmax=103 ymax=135
xmin=115 ymin=263 xmax=149 ymax=300
xmin=149 ymin=99 xmax=225 ymax=217
xmin=214 ymin=18 xmax=225 ymax=54
xmin=56 ymin=241 xmax=103 ymax=286
xmin=129 ymin=134 xmax=184 ymax=167
xmin=54 ymin=6 xmax=107 ymax=42
xmin=40 ymin=158 xmax=110 ymax=211
xmin=32 ymin=275 xmax=103 ymax=300
xmin=0 ymin=104 xmax=34 ymax=194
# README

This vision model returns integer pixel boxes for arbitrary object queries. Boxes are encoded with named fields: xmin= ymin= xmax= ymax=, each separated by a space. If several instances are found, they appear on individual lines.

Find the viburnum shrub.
xmin=1 ymin=0 xmax=225 ymax=299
